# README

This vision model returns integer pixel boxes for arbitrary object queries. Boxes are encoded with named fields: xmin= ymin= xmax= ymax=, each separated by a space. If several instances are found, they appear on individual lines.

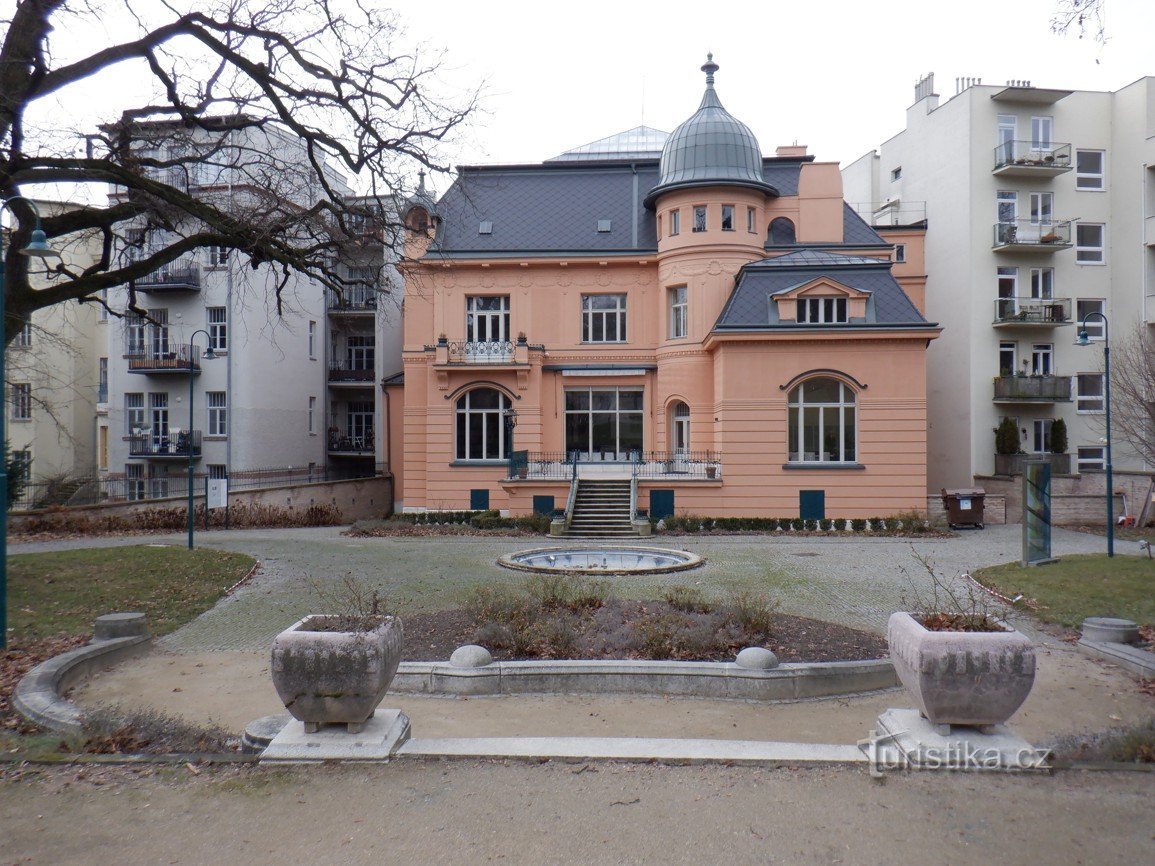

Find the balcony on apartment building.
xmin=326 ymin=286 xmax=378 ymax=314
xmin=992 ymin=297 xmax=1072 ymax=327
xmin=992 ymin=141 xmax=1072 ymax=177
xmin=994 ymin=452 xmax=1071 ymax=476
xmin=327 ymin=429 xmax=375 ymax=456
xmin=133 ymin=257 xmax=202 ymax=293
xmin=127 ymin=429 xmax=203 ymax=459
xmin=992 ymin=220 xmax=1072 ymax=253
xmin=327 ymin=360 xmax=375 ymax=384
xmin=992 ymin=374 xmax=1072 ymax=403
xmin=126 ymin=344 xmax=202 ymax=375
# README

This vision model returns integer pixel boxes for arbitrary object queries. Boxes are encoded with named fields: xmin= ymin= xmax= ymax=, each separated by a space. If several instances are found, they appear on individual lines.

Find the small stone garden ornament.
xmin=888 ymin=555 xmax=1035 ymax=731
xmin=271 ymin=579 xmax=403 ymax=733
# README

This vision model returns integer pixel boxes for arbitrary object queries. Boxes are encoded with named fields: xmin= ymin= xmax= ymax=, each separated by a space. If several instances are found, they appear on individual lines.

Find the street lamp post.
xmin=1076 ymin=312 xmax=1113 ymax=557
xmin=1 ymin=197 xmax=62 ymax=649
xmin=186 ymin=329 xmax=215 ymax=549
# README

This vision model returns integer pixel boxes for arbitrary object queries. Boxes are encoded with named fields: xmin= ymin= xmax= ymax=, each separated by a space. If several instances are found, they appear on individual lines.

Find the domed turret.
xmin=645 ymin=55 xmax=776 ymax=207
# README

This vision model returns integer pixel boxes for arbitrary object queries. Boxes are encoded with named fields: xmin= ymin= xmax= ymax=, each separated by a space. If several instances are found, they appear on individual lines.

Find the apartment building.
xmin=392 ymin=57 xmax=938 ymax=519
xmin=844 ymin=73 xmax=1155 ymax=491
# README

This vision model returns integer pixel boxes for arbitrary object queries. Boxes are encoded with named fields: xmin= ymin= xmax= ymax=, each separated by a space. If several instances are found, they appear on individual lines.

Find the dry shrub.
xmin=82 ymin=705 xmax=235 ymax=754
xmin=722 ymin=591 xmax=779 ymax=635
xmin=525 ymin=573 xmax=609 ymax=612
xmin=663 ymin=585 xmax=714 ymax=614
xmin=14 ymin=500 xmax=343 ymax=536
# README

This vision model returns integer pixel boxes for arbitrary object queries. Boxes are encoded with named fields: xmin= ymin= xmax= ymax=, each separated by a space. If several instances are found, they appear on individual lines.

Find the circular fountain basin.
xmin=498 ymin=546 xmax=702 ymax=575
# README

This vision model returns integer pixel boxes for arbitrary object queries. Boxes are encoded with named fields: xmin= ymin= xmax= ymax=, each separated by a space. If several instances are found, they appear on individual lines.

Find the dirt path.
xmin=2 ymin=761 xmax=1153 ymax=865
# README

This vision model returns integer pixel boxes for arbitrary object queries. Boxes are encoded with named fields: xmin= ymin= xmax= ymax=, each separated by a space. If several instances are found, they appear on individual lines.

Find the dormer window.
xmin=797 ymin=297 xmax=848 ymax=324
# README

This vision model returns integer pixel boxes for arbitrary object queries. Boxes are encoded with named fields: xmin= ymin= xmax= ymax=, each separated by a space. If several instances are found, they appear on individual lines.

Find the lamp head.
xmin=202 ymin=345 xmax=217 ymax=361
xmin=1076 ymin=330 xmax=1090 ymax=346
xmin=19 ymin=228 xmax=62 ymax=260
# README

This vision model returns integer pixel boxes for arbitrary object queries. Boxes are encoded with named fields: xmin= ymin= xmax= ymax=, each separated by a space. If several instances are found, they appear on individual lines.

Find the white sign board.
xmin=958 ymin=498 xmax=972 ymax=510
xmin=207 ymin=479 xmax=228 ymax=509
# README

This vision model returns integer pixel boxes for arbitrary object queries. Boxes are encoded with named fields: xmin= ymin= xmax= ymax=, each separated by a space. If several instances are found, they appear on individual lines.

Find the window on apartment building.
xmin=747 ymin=207 xmax=757 ymax=233
xmin=796 ymin=297 xmax=848 ymax=324
xmin=1030 ymin=116 xmax=1053 ymax=149
xmin=207 ymin=307 xmax=228 ymax=352
xmin=890 ymin=167 xmax=902 ymax=181
xmin=669 ymin=286 xmax=688 ymax=339
xmin=307 ymin=321 xmax=317 ymax=359
xmin=997 ymin=115 xmax=1016 ymax=163
xmin=1077 ymin=446 xmax=1106 ymax=471
xmin=125 ymin=393 xmax=145 ymax=434
xmin=997 ymin=268 xmax=1018 ymax=319
xmin=125 ymin=314 xmax=146 ymax=355
xmin=1076 ymin=299 xmax=1105 ymax=337
xmin=1030 ymin=268 xmax=1054 ymax=300
xmin=669 ymin=209 xmax=680 ymax=236
xmin=14 ymin=323 xmax=32 ymax=348
xmin=125 ymin=464 xmax=145 ymax=501
xmin=99 ymin=288 xmax=109 ymax=321
xmin=564 ymin=387 xmax=644 ymax=458
xmin=892 ymin=244 xmax=906 ymax=264
xmin=582 ymin=294 xmax=627 ymax=342
xmin=149 ymin=393 xmax=168 ymax=447
xmin=1075 ymin=223 xmax=1105 ymax=264
xmin=455 ymin=387 xmax=510 ymax=461
xmin=148 ymin=464 xmax=168 ymax=499
xmin=996 ymin=190 xmax=1018 ymax=223
xmin=346 ymin=335 xmax=375 ymax=370
xmin=721 ymin=205 xmax=735 ymax=231
xmin=1076 ymin=150 xmax=1105 ymax=190
xmin=1029 ymin=192 xmax=1053 ymax=225
xmin=466 ymin=296 xmax=510 ymax=343
xmin=308 ymin=396 xmax=316 ymax=434
xmin=98 ymin=358 xmax=108 ymax=403
xmin=1076 ymin=373 xmax=1105 ymax=412
xmin=10 ymin=383 xmax=32 ymax=420
xmin=208 ymin=464 xmax=227 ymax=480
xmin=999 ymin=341 xmax=1017 ymax=377
xmin=1030 ymin=344 xmax=1053 ymax=375
xmin=1032 ymin=419 xmax=1054 ymax=453
xmin=207 ymin=392 xmax=227 ymax=436
xmin=787 ymin=377 xmax=856 ymax=463
xmin=121 ymin=227 xmax=146 ymax=265
xmin=148 ymin=309 xmax=169 ymax=357
xmin=347 ymin=401 xmax=374 ymax=447
xmin=10 ymin=450 xmax=31 ymax=493
xmin=692 ymin=205 xmax=707 ymax=232
xmin=206 ymin=245 xmax=228 ymax=267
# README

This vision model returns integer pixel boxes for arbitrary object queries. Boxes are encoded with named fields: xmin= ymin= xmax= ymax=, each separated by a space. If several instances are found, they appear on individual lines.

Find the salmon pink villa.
xmin=388 ymin=57 xmax=940 ymax=527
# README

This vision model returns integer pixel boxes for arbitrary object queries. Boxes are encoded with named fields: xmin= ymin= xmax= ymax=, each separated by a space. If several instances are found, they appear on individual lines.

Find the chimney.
xmin=776 ymin=144 xmax=808 ymax=157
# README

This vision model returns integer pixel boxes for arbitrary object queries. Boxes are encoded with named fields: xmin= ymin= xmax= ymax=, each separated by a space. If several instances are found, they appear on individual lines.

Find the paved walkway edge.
xmin=1077 ymin=639 xmax=1155 ymax=677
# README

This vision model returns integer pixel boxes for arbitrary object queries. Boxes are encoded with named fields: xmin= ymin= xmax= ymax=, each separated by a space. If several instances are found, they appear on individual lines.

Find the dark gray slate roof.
xmin=716 ymin=251 xmax=929 ymax=329
xmin=842 ymin=203 xmax=888 ymax=246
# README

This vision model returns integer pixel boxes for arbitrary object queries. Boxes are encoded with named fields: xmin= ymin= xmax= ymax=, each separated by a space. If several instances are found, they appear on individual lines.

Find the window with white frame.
xmin=98 ymin=357 xmax=108 ymax=402
xmin=997 ymin=115 xmax=1016 ymax=162
xmin=466 ymin=296 xmax=510 ymax=343
xmin=1076 ymin=373 xmax=1105 ymax=412
xmin=997 ymin=190 xmax=1018 ymax=223
xmin=999 ymin=341 xmax=1017 ymax=377
xmin=582 ymin=294 xmax=627 ymax=342
xmin=125 ymin=314 xmax=146 ymax=355
xmin=99 ymin=287 xmax=109 ymax=321
xmin=125 ymin=392 xmax=145 ymax=434
xmin=15 ymin=323 xmax=31 ymax=348
xmin=148 ymin=393 xmax=168 ymax=448
xmin=125 ymin=464 xmax=145 ymax=501
xmin=1029 ymin=191 xmax=1053 ymax=225
xmin=892 ymin=244 xmax=906 ymax=264
xmin=1030 ymin=115 xmax=1053 ymax=149
xmin=997 ymin=268 xmax=1018 ymax=318
xmin=721 ymin=205 xmax=734 ymax=231
xmin=1077 ymin=446 xmax=1106 ymax=470
xmin=346 ymin=335 xmax=375 ymax=370
xmin=347 ymin=401 xmax=374 ymax=446
xmin=11 ymin=382 xmax=31 ymax=420
xmin=1030 ymin=343 xmax=1053 ymax=375
xmin=308 ymin=396 xmax=316 ymax=434
xmin=206 ymin=245 xmax=228 ymax=267
xmin=1076 ymin=223 xmax=1105 ymax=264
xmin=746 ymin=207 xmax=756 ymax=233
xmin=455 ymin=388 xmax=509 ymax=461
xmin=669 ymin=209 xmax=680 ymax=236
xmin=692 ymin=205 xmax=707 ymax=232
xmin=796 ymin=297 xmax=848 ymax=324
xmin=788 ymin=378 xmax=856 ymax=463
xmin=307 ymin=321 xmax=317 ymax=359
xmin=1031 ymin=419 xmax=1054 ymax=453
xmin=1076 ymin=299 xmax=1105 ymax=338
xmin=208 ymin=464 xmax=227 ymax=480
xmin=207 ymin=307 xmax=227 ymax=352
xmin=10 ymin=450 xmax=31 ymax=486
xmin=669 ymin=285 xmax=688 ymax=339
xmin=148 ymin=309 xmax=169 ymax=357
xmin=207 ymin=391 xmax=227 ymax=436
xmin=1076 ymin=149 xmax=1105 ymax=190
xmin=1030 ymin=268 xmax=1054 ymax=299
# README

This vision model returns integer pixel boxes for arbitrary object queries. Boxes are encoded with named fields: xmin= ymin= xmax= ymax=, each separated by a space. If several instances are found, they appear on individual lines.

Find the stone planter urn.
xmin=271 ymin=614 xmax=403 ymax=733
xmin=886 ymin=612 xmax=1036 ymax=730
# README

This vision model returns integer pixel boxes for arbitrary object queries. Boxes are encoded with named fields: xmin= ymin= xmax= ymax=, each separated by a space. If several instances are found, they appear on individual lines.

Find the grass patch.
xmin=8 ymin=545 xmax=256 ymax=643
xmin=974 ymin=554 xmax=1155 ymax=630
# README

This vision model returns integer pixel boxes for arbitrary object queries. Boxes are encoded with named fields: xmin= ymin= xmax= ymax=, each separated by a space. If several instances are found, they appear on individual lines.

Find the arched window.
xmin=768 ymin=217 xmax=796 ymax=245
xmin=671 ymin=401 xmax=690 ymax=454
xmin=787 ymin=378 xmax=856 ymax=463
xmin=456 ymin=388 xmax=510 ymax=461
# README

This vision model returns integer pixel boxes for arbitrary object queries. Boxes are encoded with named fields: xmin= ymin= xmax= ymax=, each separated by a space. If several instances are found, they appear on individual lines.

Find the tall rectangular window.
xmin=347 ymin=401 xmax=374 ymax=446
xmin=125 ymin=464 xmax=145 ymax=501
xmin=15 ymin=323 xmax=32 ymax=348
xmin=1077 ymin=373 xmax=1105 ymax=412
xmin=669 ymin=209 xmax=680 ymax=236
xmin=997 ymin=267 xmax=1018 ymax=319
xmin=796 ymin=298 xmax=848 ymax=324
xmin=1030 ymin=115 xmax=1053 ymax=149
xmin=207 ymin=307 xmax=228 ymax=351
xmin=1030 ymin=343 xmax=1053 ymax=375
xmin=1076 ymin=223 xmax=1105 ymax=264
xmin=207 ymin=391 xmax=227 ymax=436
xmin=582 ymin=294 xmax=627 ymax=342
xmin=1029 ymin=192 xmax=1053 ymax=225
xmin=892 ymin=244 xmax=906 ymax=264
xmin=466 ymin=296 xmax=510 ymax=343
xmin=1030 ymin=268 xmax=1054 ymax=299
xmin=1032 ymin=419 xmax=1054 ymax=453
xmin=692 ymin=205 xmax=707 ymax=232
xmin=564 ymin=387 xmax=644 ymax=459
xmin=126 ymin=314 xmax=146 ymax=355
xmin=308 ymin=396 xmax=316 ymax=434
xmin=669 ymin=286 xmax=688 ymax=339
xmin=1076 ymin=299 xmax=1105 ymax=338
xmin=125 ymin=393 xmax=145 ymax=433
xmin=307 ymin=320 xmax=317 ymax=359
xmin=346 ymin=335 xmax=375 ymax=370
xmin=98 ymin=357 xmax=108 ymax=403
xmin=206 ymin=245 xmax=228 ymax=267
xmin=999 ymin=341 xmax=1017 ymax=377
xmin=997 ymin=114 xmax=1016 ymax=163
xmin=747 ymin=207 xmax=756 ymax=233
xmin=1076 ymin=149 xmax=1105 ymax=190
xmin=99 ymin=288 xmax=109 ymax=321
xmin=721 ymin=205 xmax=734 ymax=231
xmin=11 ymin=383 xmax=32 ymax=420
xmin=148 ymin=309 xmax=169 ymax=357
xmin=997 ymin=190 xmax=1018 ymax=222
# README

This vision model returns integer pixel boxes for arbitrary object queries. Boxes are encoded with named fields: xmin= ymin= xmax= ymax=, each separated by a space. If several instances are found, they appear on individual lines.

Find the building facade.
xmin=394 ymin=58 xmax=938 ymax=520
xmin=843 ymin=73 xmax=1155 ymax=491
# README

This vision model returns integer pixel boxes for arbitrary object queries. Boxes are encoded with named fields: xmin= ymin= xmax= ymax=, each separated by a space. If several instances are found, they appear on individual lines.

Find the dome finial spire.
xmin=701 ymin=53 xmax=719 ymax=87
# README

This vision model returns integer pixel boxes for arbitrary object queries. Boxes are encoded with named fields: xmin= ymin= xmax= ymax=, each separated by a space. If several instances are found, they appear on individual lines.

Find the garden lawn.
xmin=7 ymin=545 xmax=256 ymax=643
xmin=975 ymin=554 xmax=1155 ymax=630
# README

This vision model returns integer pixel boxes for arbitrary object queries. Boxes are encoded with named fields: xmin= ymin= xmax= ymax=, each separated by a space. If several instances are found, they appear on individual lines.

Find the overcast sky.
xmin=394 ymin=0 xmax=1154 ymax=178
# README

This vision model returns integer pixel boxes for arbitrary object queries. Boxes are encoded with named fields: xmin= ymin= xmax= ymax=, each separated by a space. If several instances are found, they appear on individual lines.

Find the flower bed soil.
xmin=399 ymin=602 xmax=887 ymax=663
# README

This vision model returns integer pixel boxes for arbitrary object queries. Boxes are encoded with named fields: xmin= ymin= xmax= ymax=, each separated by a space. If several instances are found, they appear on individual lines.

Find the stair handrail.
xmin=563 ymin=475 xmax=579 ymax=533
xmin=629 ymin=476 xmax=638 ymax=524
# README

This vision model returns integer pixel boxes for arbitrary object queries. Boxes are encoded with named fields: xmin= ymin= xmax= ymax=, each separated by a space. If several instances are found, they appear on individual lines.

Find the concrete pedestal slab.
xmin=260 ymin=709 xmax=410 ymax=763
xmin=861 ymin=708 xmax=1049 ymax=773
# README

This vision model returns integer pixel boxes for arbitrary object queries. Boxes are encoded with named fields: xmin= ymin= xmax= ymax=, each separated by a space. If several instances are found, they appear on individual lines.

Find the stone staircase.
xmin=562 ymin=478 xmax=638 ymax=538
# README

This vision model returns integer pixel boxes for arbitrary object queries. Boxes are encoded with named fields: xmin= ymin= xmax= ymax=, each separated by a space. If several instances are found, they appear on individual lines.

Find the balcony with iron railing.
xmin=992 ymin=374 xmax=1072 ymax=403
xmin=133 ymin=257 xmax=202 ymax=292
xmin=127 ymin=429 xmax=202 ymax=458
xmin=327 ymin=360 xmax=375 ymax=383
xmin=992 ymin=141 xmax=1072 ymax=177
xmin=126 ymin=344 xmax=202 ymax=374
xmin=327 ymin=430 xmax=375 ymax=455
xmin=326 ymin=287 xmax=378 ymax=313
xmin=993 ymin=297 xmax=1072 ymax=327
xmin=992 ymin=220 xmax=1072 ymax=253
xmin=430 ymin=335 xmax=536 ymax=369
xmin=506 ymin=450 xmax=722 ymax=481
